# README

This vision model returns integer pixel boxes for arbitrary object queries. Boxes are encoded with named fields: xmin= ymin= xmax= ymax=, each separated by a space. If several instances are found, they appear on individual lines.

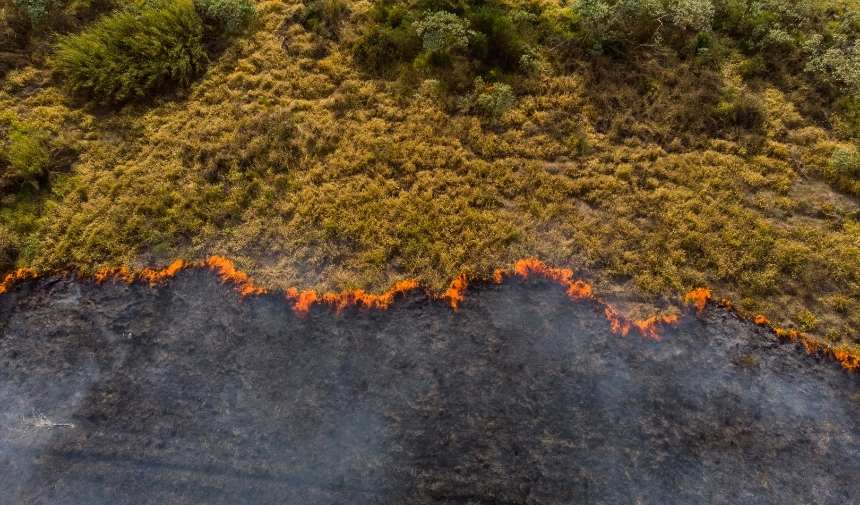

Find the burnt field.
xmin=0 ymin=270 xmax=858 ymax=505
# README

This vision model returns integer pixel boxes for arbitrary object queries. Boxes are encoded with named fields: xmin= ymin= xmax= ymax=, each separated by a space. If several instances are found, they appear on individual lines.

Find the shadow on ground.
xmin=0 ymin=270 xmax=858 ymax=504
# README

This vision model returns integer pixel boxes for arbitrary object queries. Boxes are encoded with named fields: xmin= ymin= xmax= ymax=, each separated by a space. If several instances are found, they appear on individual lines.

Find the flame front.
xmin=0 ymin=268 xmax=38 ymax=295
xmin=684 ymin=288 xmax=712 ymax=313
xmin=285 ymin=279 xmax=421 ymax=316
xmin=205 ymin=256 xmax=267 ymax=296
xmin=445 ymin=275 xmax=468 ymax=310
xmin=1 ymin=256 xmax=858 ymax=372
xmin=507 ymin=258 xmax=676 ymax=341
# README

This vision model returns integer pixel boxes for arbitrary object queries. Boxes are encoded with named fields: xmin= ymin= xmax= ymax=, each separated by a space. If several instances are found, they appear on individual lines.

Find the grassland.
xmin=1 ymin=0 xmax=859 ymax=347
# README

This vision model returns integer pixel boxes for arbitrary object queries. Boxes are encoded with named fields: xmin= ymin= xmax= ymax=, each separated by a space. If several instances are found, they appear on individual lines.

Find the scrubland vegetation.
xmin=0 ymin=0 xmax=859 ymax=348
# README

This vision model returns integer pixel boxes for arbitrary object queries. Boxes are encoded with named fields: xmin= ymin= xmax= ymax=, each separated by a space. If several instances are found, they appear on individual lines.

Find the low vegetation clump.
xmin=0 ymin=0 xmax=859 ymax=353
xmin=52 ymin=0 xmax=207 ymax=104
xmin=575 ymin=0 xmax=716 ymax=53
xmin=353 ymin=0 xmax=547 ymax=86
xmin=11 ymin=0 xmax=65 ymax=29
xmin=1 ymin=119 xmax=49 ymax=190
xmin=297 ymin=0 xmax=349 ymax=39
xmin=194 ymin=0 xmax=256 ymax=36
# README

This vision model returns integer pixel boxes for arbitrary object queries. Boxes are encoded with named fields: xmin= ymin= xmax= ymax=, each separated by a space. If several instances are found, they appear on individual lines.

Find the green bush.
xmin=413 ymin=10 xmax=473 ymax=54
xmin=829 ymin=147 xmax=860 ymax=178
xmin=194 ymin=0 xmax=255 ymax=36
xmin=713 ymin=89 xmax=764 ymax=130
xmin=5 ymin=124 xmax=49 ymax=182
xmin=298 ymin=0 xmax=349 ymax=39
xmin=833 ymin=95 xmax=860 ymax=140
xmin=0 ymin=223 xmax=16 ymax=273
xmin=353 ymin=24 xmax=421 ymax=74
xmin=804 ymin=35 xmax=860 ymax=94
xmin=53 ymin=0 xmax=207 ymax=104
xmin=467 ymin=4 xmax=532 ymax=71
xmin=471 ymin=77 xmax=515 ymax=119
xmin=575 ymin=0 xmax=715 ymax=53
xmin=354 ymin=0 xmax=542 ymax=77
xmin=1 ymin=121 xmax=50 ymax=191
xmin=10 ymin=0 xmax=116 ymax=32
xmin=12 ymin=0 xmax=63 ymax=29
xmin=825 ymin=146 xmax=860 ymax=197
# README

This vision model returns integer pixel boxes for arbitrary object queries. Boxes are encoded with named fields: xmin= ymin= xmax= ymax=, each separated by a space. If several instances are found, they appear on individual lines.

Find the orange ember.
xmin=753 ymin=314 xmax=770 ymax=326
xmin=684 ymin=288 xmax=712 ymax=313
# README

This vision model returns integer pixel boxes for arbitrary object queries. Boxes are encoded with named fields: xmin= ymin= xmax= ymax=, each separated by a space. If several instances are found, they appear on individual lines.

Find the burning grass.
xmin=3 ymin=255 xmax=858 ymax=372
xmin=1 ymin=0 xmax=859 ymax=350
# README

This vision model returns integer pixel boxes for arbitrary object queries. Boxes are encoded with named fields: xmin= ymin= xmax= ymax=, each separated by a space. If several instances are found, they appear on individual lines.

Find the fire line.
xmin=1 ymin=256 xmax=857 ymax=372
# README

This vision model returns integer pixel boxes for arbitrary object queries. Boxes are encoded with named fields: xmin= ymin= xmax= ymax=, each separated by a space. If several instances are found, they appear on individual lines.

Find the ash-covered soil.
xmin=0 ymin=271 xmax=858 ymax=505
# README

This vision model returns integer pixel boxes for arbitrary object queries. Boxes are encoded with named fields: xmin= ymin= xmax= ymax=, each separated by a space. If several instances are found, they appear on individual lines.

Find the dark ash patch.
xmin=0 ymin=270 xmax=858 ymax=504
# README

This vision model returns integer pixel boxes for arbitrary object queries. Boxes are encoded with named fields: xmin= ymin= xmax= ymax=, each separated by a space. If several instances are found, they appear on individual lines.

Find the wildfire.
xmin=0 ymin=255 xmax=858 ymax=372
xmin=492 ymin=269 xmax=504 ymax=284
xmin=506 ymin=257 xmax=676 ymax=340
xmin=833 ymin=348 xmax=860 ymax=371
xmin=743 ymin=312 xmax=860 ymax=372
xmin=140 ymin=259 xmax=187 ymax=285
xmin=444 ymin=275 xmax=468 ymax=310
xmin=285 ymin=279 xmax=421 ymax=316
xmin=204 ymin=256 xmax=267 ymax=297
xmin=512 ymin=258 xmax=594 ymax=300
xmin=0 ymin=268 xmax=38 ymax=295
xmin=94 ymin=266 xmax=134 ymax=284
xmin=684 ymin=288 xmax=712 ymax=313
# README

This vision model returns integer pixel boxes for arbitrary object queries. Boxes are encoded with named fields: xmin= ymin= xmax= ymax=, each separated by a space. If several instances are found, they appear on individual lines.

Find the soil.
xmin=0 ymin=270 xmax=858 ymax=505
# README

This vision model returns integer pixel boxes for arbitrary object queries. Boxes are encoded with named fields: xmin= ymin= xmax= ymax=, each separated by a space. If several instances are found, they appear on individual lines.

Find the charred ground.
xmin=0 ymin=270 xmax=858 ymax=505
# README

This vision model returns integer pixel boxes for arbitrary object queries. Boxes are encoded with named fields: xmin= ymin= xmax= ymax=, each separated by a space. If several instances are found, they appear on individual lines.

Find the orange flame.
xmin=94 ymin=260 xmax=189 ymax=286
xmin=632 ymin=313 xmax=682 ymax=341
xmin=445 ymin=275 xmax=468 ymax=310
xmin=0 ymin=267 xmax=38 ymax=295
xmin=492 ymin=269 xmax=504 ymax=284
xmin=1 ymin=256 xmax=858 ymax=372
xmin=140 ymin=259 xmax=187 ymax=285
xmin=736 ymin=312 xmax=860 ymax=372
xmin=684 ymin=288 xmax=712 ymax=313
xmin=95 ymin=266 xmax=135 ymax=284
xmin=512 ymin=258 xmax=594 ymax=300
xmin=833 ymin=347 xmax=860 ymax=371
xmin=285 ymin=279 xmax=421 ymax=316
xmin=509 ymin=258 xmax=676 ymax=340
xmin=204 ymin=256 xmax=267 ymax=297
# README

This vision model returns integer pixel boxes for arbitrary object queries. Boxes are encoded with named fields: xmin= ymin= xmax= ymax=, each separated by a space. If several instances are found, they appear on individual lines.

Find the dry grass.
xmin=0 ymin=0 xmax=858 ymax=348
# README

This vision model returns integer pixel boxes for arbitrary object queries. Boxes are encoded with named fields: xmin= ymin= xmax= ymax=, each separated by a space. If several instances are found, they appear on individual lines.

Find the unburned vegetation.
xmin=0 ymin=0 xmax=859 ymax=351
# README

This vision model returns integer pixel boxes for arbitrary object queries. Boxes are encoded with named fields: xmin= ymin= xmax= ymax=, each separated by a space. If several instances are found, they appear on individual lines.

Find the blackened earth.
xmin=0 ymin=271 xmax=858 ymax=505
